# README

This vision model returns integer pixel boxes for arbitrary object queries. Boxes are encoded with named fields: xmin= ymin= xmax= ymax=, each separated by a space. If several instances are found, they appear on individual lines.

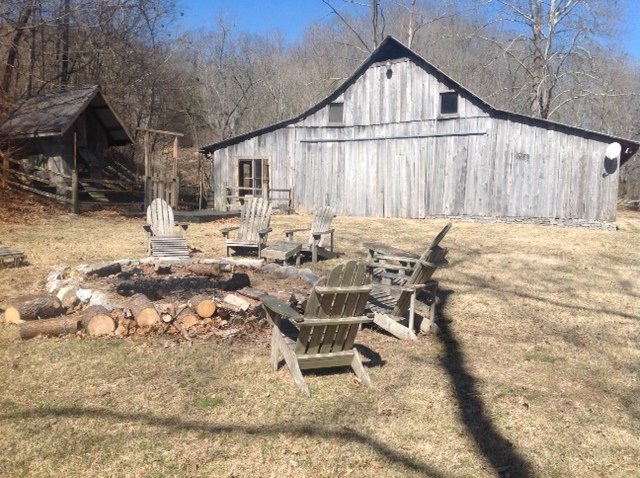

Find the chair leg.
xmin=351 ymin=350 xmax=373 ymax=388
xmin=270 ymin=328 xmax=281 ymax=371
xmin=279 ymin=344 xmax=309 ymax=396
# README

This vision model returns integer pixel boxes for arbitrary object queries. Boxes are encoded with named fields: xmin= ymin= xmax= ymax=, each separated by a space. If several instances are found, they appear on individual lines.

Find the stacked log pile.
xmin=4 ymin=287 xmax=268 ymax=343
xmin=3 ymin=258 xmax=314 ymax=343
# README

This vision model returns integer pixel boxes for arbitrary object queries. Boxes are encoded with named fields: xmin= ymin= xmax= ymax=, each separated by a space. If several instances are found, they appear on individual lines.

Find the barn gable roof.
xmin=0 ymin=85 xmax=133 ymax=146
xmin=200 ymin=36 xmax=638 ymax=164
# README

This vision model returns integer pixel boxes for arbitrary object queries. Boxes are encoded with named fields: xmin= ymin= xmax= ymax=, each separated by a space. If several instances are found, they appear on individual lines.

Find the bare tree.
xmin=471 ymin=0 xmax=629 ymax=119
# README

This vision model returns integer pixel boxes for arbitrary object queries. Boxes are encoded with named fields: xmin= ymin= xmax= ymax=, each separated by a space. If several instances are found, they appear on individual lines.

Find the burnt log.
xmin=221 ymin=272 xmax=250 ymax=291
xmin=86 ymin=262 xmax=122 ymax=278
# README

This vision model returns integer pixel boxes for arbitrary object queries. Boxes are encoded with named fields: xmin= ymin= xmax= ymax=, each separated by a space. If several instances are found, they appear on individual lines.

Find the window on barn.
xmin=329 ymin=102 xmax=344 ymax=123
xmin=237 ymin=157 xmax=269 ymax=198
xmin=439 ymin=92 xmax=458 ymax=116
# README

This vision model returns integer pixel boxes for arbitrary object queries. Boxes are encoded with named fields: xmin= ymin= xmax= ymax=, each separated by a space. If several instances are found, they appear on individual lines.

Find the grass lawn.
xmin=1 ymin=204 xmax=639 ymax=477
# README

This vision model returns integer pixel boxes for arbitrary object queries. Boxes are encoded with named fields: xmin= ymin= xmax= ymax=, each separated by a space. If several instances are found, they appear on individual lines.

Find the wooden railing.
xmin=222 ymin=183 xmax=293 ymax=213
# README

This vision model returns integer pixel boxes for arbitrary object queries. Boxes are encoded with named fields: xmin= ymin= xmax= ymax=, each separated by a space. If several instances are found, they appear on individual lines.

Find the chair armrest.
xmin=220 ymin=226 xmax=239 ymax=238
xmin=311 ymin=229 xmax=334 ymax=239
xmin=301 ymin=316 xmax=373 ymax=326
xmin=285 ymin=227 xmax=310 ymax=241
xmin=142 ymin=224 xmax=152 ymax=233
xmin=261 ymin=294 xmax=304 ymax=322
xmin=258 ymin=227 xmax=273 ymax=236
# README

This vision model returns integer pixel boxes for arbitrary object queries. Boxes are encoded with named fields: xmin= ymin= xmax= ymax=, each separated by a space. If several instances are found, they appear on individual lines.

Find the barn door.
xmin=237 ymin=157 xmax=269 ymax=198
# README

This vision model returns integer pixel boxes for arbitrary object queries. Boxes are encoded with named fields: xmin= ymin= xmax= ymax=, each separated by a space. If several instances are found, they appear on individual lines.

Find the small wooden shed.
xmin=0 ymin=85 xmax=133 ymax=196
xmin=200 ymin=37 xmax=639 ymax=228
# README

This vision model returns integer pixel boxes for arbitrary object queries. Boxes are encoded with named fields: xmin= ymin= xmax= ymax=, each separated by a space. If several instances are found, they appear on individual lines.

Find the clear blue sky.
xmin=178 ymin=0 xmax=640 ymax=60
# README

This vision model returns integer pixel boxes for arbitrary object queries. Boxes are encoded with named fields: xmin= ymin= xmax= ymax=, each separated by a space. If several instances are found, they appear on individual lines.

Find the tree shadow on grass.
xmin=1 ymin=406 xmax=450 ymax=477
xmin=437 ymin=288 xmax=534 ymax=478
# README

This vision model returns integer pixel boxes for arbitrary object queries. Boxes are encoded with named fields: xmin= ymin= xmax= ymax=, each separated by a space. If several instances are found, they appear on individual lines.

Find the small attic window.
xmin=440 ymin=92 xmax=458 ymax=116
xmin=329 ymin=102 xmax=344 ymax=123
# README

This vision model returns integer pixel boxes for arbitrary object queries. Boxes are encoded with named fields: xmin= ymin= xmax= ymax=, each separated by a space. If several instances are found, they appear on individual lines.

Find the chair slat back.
xmin=296 ymin=261 xmax=371 ymax=355
xmin=429 ymin=222 xmax=452 ymax=249
xmin=308 ymin=206 xmax=336 ymax=247
xmin=392 ymin=246 xmax=448 ymax=316
xmin=147 ymin=198 xmax=175 ymax=236
xmin=237 ymin=197 xmax=272 ymax=242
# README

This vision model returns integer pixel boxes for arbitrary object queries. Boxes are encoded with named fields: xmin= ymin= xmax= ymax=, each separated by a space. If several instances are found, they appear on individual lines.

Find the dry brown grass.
xmin=1 ymin=207 xmax=639 ymax=477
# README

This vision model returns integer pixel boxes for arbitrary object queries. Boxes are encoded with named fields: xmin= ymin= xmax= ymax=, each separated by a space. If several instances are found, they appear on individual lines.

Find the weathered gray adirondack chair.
xmin=143 ymin=198 xmax=189 ymax=258
xmin=260 ymin=260 xmax=374 ymax=396
xmin=363 ymin=222 xmax=451 ymax=286
xmin=366 ymin=244 xmax=449 ymax=340
xmin=284 ymin=205 xmax=336 ymax=263
xmin=220 ymin=197 xmax=272 ymax=257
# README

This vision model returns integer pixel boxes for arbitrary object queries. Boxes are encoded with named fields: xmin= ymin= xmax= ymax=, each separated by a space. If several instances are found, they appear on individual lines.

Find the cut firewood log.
xmin=19 ymin=316 xmax=78 ymax=340
xmin=177 ymin=307 xmax=200 ymax=327
xmin=5 ymin=296 xmax=64 ymax=324
xmin=127 ymin=293 xmax=160 ymax=326
xmin=223 ymin=293 xmax=263 ymax=316
xmin=189 ymin=295 xmax=216 ymax=318
xmin=237 ymin=287 xmax=268 ymax=300
xmin=188 ymin=263 xmax=221 ymax=277
xmin=82 ymin=305 xmax=116 ymax=337
xmin=156 ymin=303 xmax=176 ymax=323
xmin=57 ymin=286 xmax=79 ymax=309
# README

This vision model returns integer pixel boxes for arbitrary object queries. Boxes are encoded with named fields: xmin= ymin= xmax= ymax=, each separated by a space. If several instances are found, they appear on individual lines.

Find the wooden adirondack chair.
xmin=364 ymin=222 xmax=451 ymax=286
xmin=220 ymin=197 xmax=272 ymax=257
xmin=366 ymin=245 xmax=449 ymax=340
xmin=142 ymin=198 xmax=189 ymax=258
xmin=284 ymin=205 xmax=336 ymax=263
xmin=260 ymin=260 xmax=374 ymax=396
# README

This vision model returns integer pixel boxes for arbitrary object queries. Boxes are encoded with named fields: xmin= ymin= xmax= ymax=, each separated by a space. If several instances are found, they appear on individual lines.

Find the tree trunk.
xmin=5 ymin=296 xmax=63 ymax=324
xmin=128 ymin=293 xmax=159 ymax=326
xmin=189 ymin=295 xmax=216 ymax=318
xmin=2 ymin=4 xmax=33 ymax=96
xmin=82 ymin=305 xmax=116 ymax=337
xmin=19 ymin=316 xmax=78 ymax=340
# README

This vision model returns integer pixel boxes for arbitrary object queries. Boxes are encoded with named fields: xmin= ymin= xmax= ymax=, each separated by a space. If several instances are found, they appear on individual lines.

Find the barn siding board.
xmin=203 ymin=37 xmax=637 ymax=226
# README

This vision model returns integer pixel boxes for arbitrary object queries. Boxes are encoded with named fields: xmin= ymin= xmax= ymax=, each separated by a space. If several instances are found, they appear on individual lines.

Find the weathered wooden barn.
xmin=0 ymin=85 xmax=132 ymax=196
xmin=200 ymin=36 xmax=639 ymax=228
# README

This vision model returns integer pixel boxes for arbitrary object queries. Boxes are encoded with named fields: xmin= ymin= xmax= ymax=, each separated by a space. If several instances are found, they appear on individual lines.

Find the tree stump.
xmin=5 ymin=296 xmax=63 ymax=324
xmin=82 ymin=305 xmax=116 ymax=337
xmin=128 ymin=293 xmax=159 ymax=326
xmin=189 ymin=295 xmax=216 ymax=318
xmin=19 ymin=316 xmax=78 ymax=340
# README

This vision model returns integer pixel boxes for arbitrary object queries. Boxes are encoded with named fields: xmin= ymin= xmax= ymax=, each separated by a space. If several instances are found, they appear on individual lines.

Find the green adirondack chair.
xmin=260 ymin=260 xmax=374 ymax=396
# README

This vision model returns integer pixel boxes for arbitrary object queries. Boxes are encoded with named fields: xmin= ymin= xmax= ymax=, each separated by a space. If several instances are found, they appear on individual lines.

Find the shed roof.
xmin=0 ymin=85 xmax=133 ymax=146
xmin=200 ymin=36 xmax=639 ymax=165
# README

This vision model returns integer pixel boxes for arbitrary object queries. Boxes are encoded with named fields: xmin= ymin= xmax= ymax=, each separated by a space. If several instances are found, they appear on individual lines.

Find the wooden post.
xmin=222 ymin=182 xmax=228 ymax=211
xmin=143 ymin=130 xmax=149 ymax=208
xmin=71 ymin=169 xmax=78 ymax=214
xmin=1 ymin=147 xmax=8 ymax=207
